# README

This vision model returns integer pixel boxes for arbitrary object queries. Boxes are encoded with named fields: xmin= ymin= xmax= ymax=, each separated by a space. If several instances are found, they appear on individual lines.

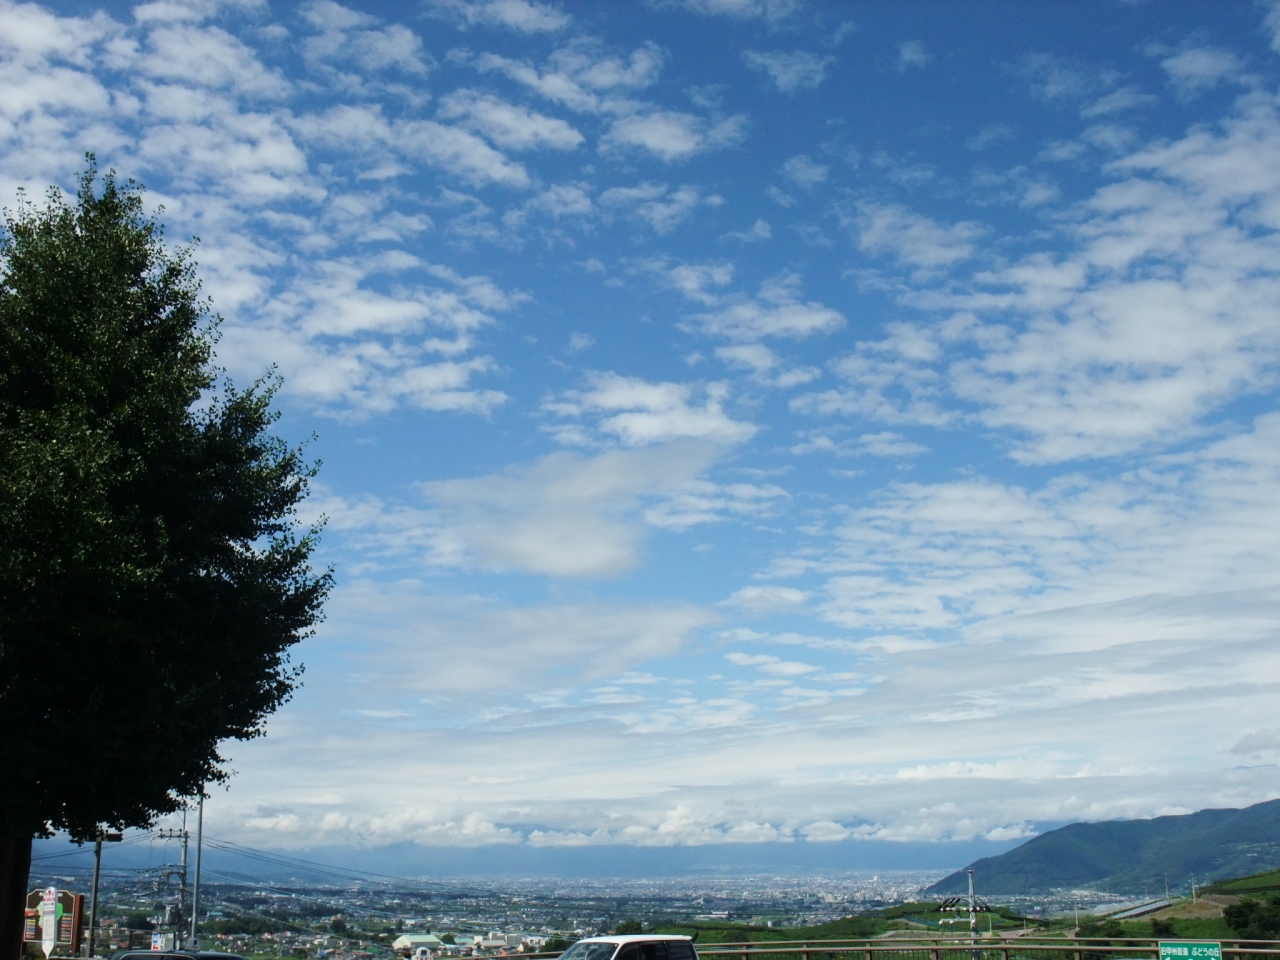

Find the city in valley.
xmin=26 ymin=856 xmax=1159 ymax=960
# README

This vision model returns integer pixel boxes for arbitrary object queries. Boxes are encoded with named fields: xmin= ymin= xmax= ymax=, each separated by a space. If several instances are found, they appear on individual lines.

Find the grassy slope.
xmin=656 ymin=904 xmax=1244 ymax=944
xmin=654 ymin=904 xmax=1043 ymax=942
xmin=1206 ymin=868 xmax=1280 ymax=896
xmin=1118 ymin=918 xmax=1235 ymax=939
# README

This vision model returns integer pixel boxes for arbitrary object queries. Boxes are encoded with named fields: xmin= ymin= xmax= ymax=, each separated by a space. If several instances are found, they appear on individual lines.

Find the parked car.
xmin=556 ymin=936 xmax=697 ymax=960
xmin=114 ymin=951 xmax=247 ymax=960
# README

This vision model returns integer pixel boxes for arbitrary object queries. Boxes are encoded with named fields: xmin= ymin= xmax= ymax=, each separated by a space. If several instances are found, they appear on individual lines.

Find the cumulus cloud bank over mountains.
xmin=7 ymin=0 xmax=1280 ymax=853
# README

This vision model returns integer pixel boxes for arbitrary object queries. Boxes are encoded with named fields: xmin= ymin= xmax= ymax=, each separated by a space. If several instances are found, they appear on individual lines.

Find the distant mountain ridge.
xmin=925 ymin=798 xmax=1280 ymax=895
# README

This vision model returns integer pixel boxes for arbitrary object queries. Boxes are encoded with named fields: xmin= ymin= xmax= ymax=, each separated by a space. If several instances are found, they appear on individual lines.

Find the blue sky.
xmin=7 ymin=0 xmax=1280 ymax=855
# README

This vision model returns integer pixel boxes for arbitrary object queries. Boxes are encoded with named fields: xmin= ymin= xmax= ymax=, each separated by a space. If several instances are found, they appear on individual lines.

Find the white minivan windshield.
xmin=558 ymin=944 xmax=618 ymax=960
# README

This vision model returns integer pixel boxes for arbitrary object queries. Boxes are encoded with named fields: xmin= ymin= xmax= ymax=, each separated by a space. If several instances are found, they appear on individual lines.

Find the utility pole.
xmin=180 ymin=819 xmax=189 ymax=950
xmin=967 ymin=870 xmax=978 ymax=960
xmin=87 ymin=829 xmax=122 ymax=958
xmin=190 ymin=792 xmax=204 ymax=951
xmin=155 ymin=824 xmax=190 ymax=949
xmin=967 ymin=870 xmax=977 ymax=936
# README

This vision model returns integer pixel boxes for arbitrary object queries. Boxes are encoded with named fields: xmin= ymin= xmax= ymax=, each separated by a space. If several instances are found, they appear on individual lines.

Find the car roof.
xmin=575 ymin=937 xmax=694 ymax=944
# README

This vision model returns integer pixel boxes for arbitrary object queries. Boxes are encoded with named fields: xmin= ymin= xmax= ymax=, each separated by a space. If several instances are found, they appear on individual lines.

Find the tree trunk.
xmin=0 ymin=835 xmax=32 ymax=960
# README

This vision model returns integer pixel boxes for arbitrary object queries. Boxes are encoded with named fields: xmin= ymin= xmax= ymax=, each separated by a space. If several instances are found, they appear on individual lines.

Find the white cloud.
xmin=642 ymin=477 xmax=788 ymax=529
xmin=547 ymin=372 xmax=758 ymax=446
xmin=966 ymin=124 xmax=1015 ymax=150
xmin=726 ymin=585 xmax=811 ymax=612
xmin=640 ymin=261 xmax=843 ymax=347
xmin=1266 ymin=1 xmax=1280 ymax=54
xmin=726 ymin=651 xmax=818 ymax=676
xmin=855 ymin=431 xmax=928 ymax=457
xmin=895 ymin=41 xmax=931 ymax=71
xmin=300 ymin=1 xmax=430 ymax=75
xmin=602 ymin=110 xmax=746 ymax=162
xmin=723 ymin=218 xmax=771 ymax=242
xmin=781 ymin=153 xmax=828 ymax=189
xmin=322 ymin=444 xmax=778 ymax=575
xmin=1018 ymin=51 xmax=1115 ymax=103
xmin=836 ymin=92 xmax=1280 ymax=464
xmin=221 ymin=253 xmax=515 ymax=417
xmin=437 ymin=89 xmax=583 ymax=150
xmin=424 ymin=0 xmax=570 ymax=32
xmin=802 ymin=820 xmax=851 ymax=842
xmin=601 ymin=182 xmax=706 ymax=232
xmin=474 ymin=41 xmax=743 ymax=162
xmin=790 ymin=322 xmax=953 ymax=426
xmin=341 ymin=585 xmax=716 ymax=697
xmin=320 ymin=448 xmax=773 ymax=576
xmin=516 ymin=182 xmax=594 ymax=221
xmin=0 ymin=0 xmax=118 ymax=67
xmin=804 ymin=413 xmax=1280 ymax=636
xmin=213 ymin=564 xmax=1280 ymax=846
xmin=296 ymin=104 xmax=531 ymax=188
xmin=474 ymin=41 xmax=664 ymax=114
xmin=640 ymin=257 xmax=734 ymax=304
xmin=742 ymin=50 xmax=833 ymax=92
xmin=850 ymin=201 xmax=984 ymax=272
xmin=788 ymin=427 xmax=928 ymax=458
xmin=1080 ymin=85 xmax=1159 ymax=118
xmin=137 ymin=22 xmax=291 ymax=97
xmin=1232 ymin=729 xmax=1280 ymax=754
xmin=1158 ymin=46 xmax=1248 ymax=96
xmin=691 ymin=273 xmax=845 ymax=342
xmin=132 ymin=0 xmax=263 ymax=23
xmin=671 ymin=0 xmax=800 ymax=20
xmin=420 ymin=444 xmax=725 ymax=575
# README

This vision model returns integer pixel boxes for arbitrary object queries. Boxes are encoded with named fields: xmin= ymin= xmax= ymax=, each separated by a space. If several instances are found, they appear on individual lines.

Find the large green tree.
xmin=0 ymin=160 xmax=330 ymax=959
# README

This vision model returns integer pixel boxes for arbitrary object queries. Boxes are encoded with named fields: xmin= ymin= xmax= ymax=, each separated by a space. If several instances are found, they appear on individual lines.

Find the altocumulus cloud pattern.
xmin=8 ymin=0 xmax=1280 ymax=852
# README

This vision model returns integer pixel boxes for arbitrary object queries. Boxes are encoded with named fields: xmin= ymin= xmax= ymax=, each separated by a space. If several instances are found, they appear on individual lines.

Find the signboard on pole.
xmin=40 ymin=889 xmax=56 ymax=959
xmin=1160 ymin=943 xmax=1223 ymax=960
xmin=23 ymin=889 xmax=83 ymax=958
xmin=151 ymin=933 xmax=175 ymax=952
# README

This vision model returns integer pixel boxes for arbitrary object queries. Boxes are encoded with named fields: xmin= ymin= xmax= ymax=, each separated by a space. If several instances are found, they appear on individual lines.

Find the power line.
xmin=32 ymin=832 xmax=158 ymax=862
xmin=201 ymin=837 xmax=495 ymax=897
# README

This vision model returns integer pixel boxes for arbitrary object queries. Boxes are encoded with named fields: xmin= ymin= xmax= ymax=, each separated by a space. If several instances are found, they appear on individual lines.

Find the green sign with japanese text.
xmin=1160 ymin=942 xmax=1222 ymax=960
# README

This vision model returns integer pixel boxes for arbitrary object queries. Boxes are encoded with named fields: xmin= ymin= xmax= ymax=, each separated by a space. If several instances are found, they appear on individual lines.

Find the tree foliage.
xmin=1225 ymin=896 xmax=1280 ymax=940
xmin=0 ymin=158 xmax=331 ymax=842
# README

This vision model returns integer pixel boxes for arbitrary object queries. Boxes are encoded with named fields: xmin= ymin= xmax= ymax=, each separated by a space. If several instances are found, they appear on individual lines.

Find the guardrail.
xmin=510 ymin=940 xmax=1280 ymax=960
xmin=689 ymin=939 xmax=1280 ymax=960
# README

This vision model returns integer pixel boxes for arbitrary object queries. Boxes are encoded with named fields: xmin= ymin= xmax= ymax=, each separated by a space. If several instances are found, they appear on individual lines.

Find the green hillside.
xmin=1205 ymin=867 xmax=1280 ymax=896
xmin=925 ymin=798 xmax=1280 ymax=895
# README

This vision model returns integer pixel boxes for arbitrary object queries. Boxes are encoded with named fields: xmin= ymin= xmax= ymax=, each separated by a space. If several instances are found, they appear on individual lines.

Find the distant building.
xmin=394 ymin=934 xmax=446 ymax=954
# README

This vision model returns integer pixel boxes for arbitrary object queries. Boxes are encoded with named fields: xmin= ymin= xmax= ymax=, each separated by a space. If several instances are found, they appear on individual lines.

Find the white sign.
xmin=41 ymin=887 xmax=57 ymax=958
